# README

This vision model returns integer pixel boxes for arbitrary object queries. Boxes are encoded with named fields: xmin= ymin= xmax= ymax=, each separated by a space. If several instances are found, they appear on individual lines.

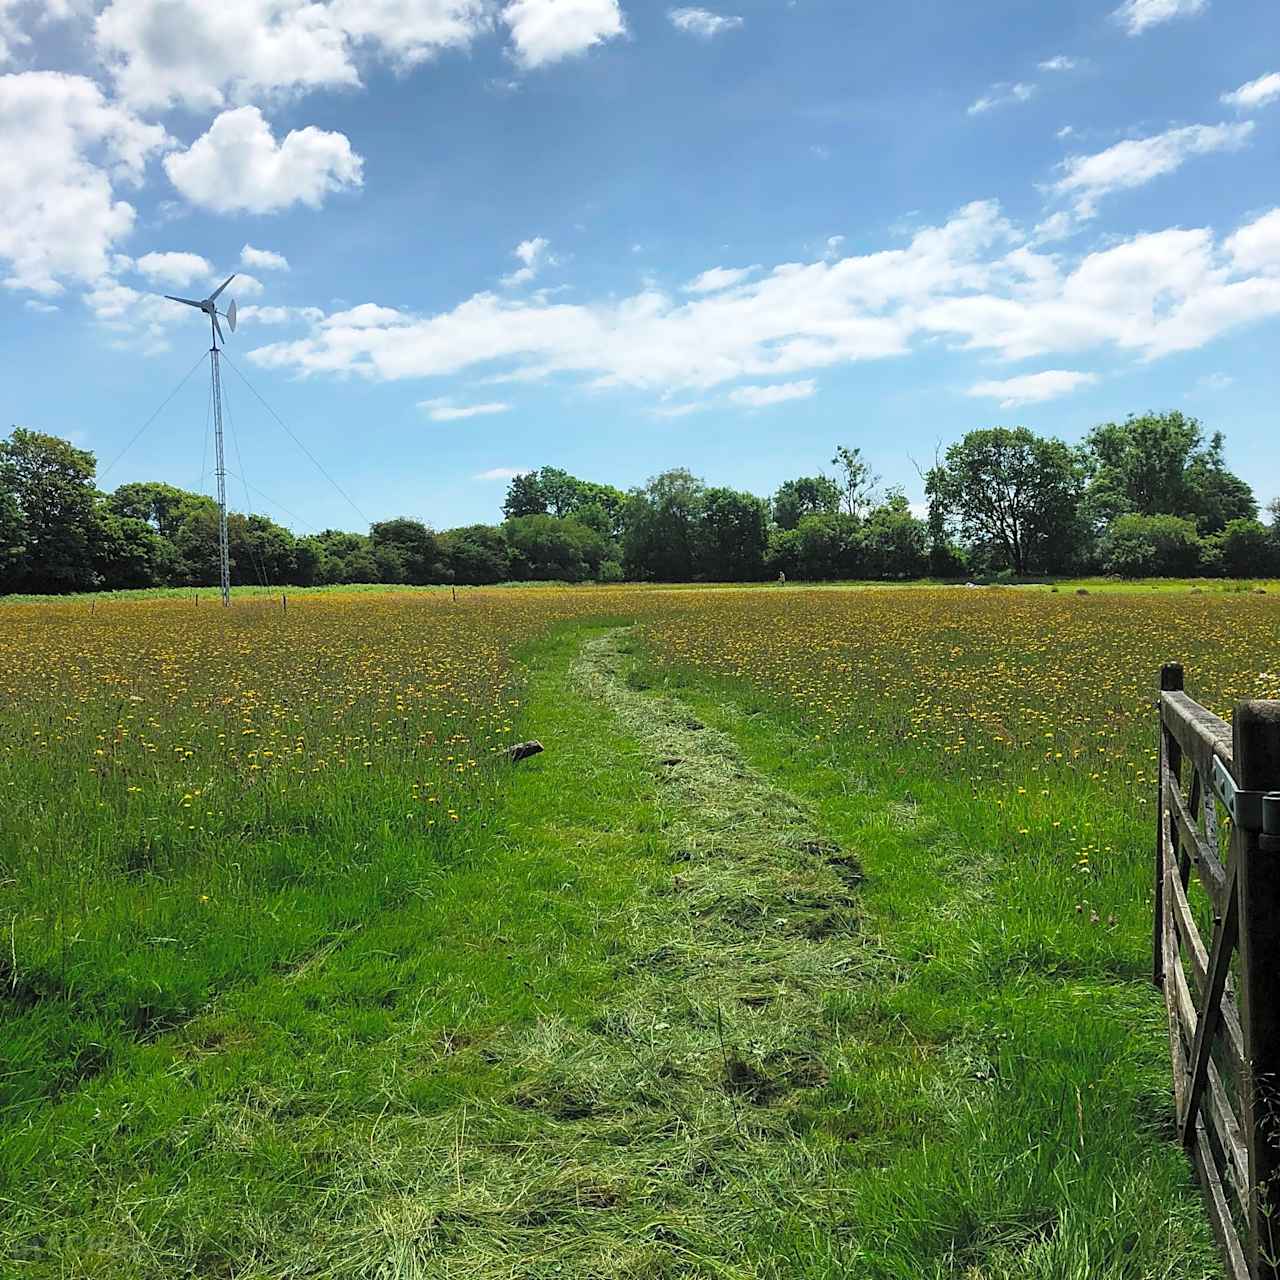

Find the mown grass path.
xmin=2 ymin=620 xmax=1221 ymax=1278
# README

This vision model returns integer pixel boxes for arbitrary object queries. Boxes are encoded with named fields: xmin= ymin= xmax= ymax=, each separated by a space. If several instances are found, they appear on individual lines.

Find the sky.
xmin=2 ymin=0 xmax=1278 ymax=535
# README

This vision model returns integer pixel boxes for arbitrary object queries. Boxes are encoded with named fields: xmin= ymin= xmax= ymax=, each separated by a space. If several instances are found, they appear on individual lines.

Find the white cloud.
xmin=652 ymin=401 xmax=709 ymax=418
xmin=1196 ymin=372 xmax=1234 ymax=391
xmin=24 ymin=298 xmax=59 ymax=313
xmin=419 ymin=397 xmax=512 ymax=420
xmin=474 ymin=466 xmax=527 ymax=480
xmin=236 ymin=303 xmax=324 ymax=325
xmin=241 ymin=243 xmax=290 ymax=271
xmin=247 ymin=202 xmax=1280 ymax=393
xmin=1056 ymin=124 xmax=1074 ymax=140
xmin=164 ymin=106 xmax=363 ymax=214
xmin=1221 ymin=72 xmax=1280 ymax=113
xmin=502 ymin=235 xmax=556 ymax=286
xmin=1113 ymin=0 xmax=1206 ymax=35
xmin=729 ymin=380 xmax=816 ymax=407
xmin=966 ymin=369 xmax=1098 ymax=408
xmin=668 ymin=7 xmax=742 ymax=37
xmin=94 ymin=0 xmax=490 ymax=111
xmin=329 ymin=0 xmax=492 ymax=68
xmin=684 ymin=265 xmax=756 ymax=293
xmin=1039 ymin=55 xmax=1078 ymax=71
xmin=84 ymin=273 xmax=190 ymax=351
xmin=502 ymin=0 xmax=625 ymax=69
xmin=1224 ymin=209 xmax=1280 ymax=274
xmin=134 ymin=251 xmax=213 ymax=287
xmin=1051 ymin=122 xmax=1253 ymax=223
xmin=968 ymin=82 xmax=1035 ymax=116
xmin=231 ymin=271 xmax=265 ymax=297
xmin=0 ymin=71 xmax=168 ymax=295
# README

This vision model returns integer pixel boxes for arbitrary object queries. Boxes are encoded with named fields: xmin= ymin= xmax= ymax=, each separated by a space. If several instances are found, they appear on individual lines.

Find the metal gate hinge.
xmin=1212 ymin=756 xmax=1280 ymax=836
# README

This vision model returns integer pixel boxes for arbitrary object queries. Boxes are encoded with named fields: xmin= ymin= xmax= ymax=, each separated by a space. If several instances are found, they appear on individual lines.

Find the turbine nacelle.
xmin=165 ymin=274 xmax=238 ymax=347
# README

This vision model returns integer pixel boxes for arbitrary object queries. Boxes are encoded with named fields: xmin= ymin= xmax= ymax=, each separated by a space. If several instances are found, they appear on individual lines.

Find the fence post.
xmin=1155 ymin=662 xmax=1184 ymax=987
xmin=1234 ymin=700 xmax=1280 ymax=1280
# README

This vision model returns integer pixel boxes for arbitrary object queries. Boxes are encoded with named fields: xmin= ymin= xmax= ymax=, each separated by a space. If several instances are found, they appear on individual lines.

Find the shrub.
xmin=1099 ymin=514 xmax=1202 ymax=578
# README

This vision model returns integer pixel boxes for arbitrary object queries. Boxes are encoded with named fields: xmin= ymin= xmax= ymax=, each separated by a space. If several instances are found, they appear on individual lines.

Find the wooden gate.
xmin=1155 ymin=664 xmax=1280 ymax=1280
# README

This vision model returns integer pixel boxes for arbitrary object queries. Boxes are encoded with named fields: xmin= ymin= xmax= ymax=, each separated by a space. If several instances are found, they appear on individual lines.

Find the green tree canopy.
xmin=622 ymin=469 xmax=705 ymax=581
xmin=772 ymin=474 xmax=842 ymax=530
xmin=0 ymin=428 xmax=100 ymax=592
xmin=927 ymin=427 xmax=1087 ymax=575
xmin=1083 ymin=412 xmax=1255 ymax=534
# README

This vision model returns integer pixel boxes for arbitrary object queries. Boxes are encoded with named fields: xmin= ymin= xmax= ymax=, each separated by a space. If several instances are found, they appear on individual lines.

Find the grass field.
xmin=2 ymin=583 xmax=1278 ymax=1277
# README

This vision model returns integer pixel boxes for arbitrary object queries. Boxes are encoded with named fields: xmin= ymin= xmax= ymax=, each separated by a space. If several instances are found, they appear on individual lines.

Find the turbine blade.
xmin=208 ymin=273 xmax=236 ymax=302
xmin=165 ymin=295 xmax=204 ymax=308
xmin=212 ymin=313 xmax=225 ymax=346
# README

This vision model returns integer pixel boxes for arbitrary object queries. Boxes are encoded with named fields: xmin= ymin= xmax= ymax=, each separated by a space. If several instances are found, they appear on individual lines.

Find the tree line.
xmin=1 ymin=411 xmax=1277 ymax=595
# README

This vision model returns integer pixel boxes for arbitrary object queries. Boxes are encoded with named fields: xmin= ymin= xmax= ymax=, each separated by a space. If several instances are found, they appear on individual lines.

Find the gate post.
xmin=1155 ymin=663 xmax=1183 ymax=987
xmin=1234 ymin=701 xmax=1280 ymax=1280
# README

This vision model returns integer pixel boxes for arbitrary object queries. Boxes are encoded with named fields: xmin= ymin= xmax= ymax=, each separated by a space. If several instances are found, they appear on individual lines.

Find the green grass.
xmin=2 ymin=586 xmax=1249 ymax=1274
xmin=0 ymin=595 xmax=1235 ymax=1276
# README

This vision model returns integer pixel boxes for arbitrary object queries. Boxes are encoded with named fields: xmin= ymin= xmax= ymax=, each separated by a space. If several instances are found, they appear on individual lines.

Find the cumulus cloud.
xmin=164 ymin=106 xmax=363 ymax=214
xmin=134 ymin=251 xmax=213 ymax=287
xmin=502 ymin=0 xmax=625 ymax=69
xmin=683 ymin=265 xmax=757 ymax=293
xmin=968 ymin=81 xmax=1034 ymax=116
xmin=1038 ymin=55 xmax=1078 ymax=71
xmin=729 ymin=380 xmax=816 ymax=407
xmin=419 ymin=398 xmax=512 ymax=420
xmin=236 ymin=303 xmax=325 ymax=325
xmin=0 ymin=71 xmax=168 ymax=295
xmin=241 ymin=244 xmax=290 ymax=271
xmin=94 ymin=0 xmax=490 ymax=110
xmin=668 ymin=7 xmax=743 ymax=38
xmin=1050 ymin=122 xmax=1253 ymax=226
xmin=1221 ymin=72 xmax=1280 ymax=113
xmin=84 ymin=273 xmax=193 ymax=351
xmin=1113 ymin=0 xmax=1206 ymax=35
xmin=247 ymin=202 xmax=1280 ymax=394
xmin=1224 ymin=209 xmax=1280 ymax=274
xmin=502 ymin=236 xmax=556 ymax=286
xmin=966 ymin=369 xmax=1098 ymax=407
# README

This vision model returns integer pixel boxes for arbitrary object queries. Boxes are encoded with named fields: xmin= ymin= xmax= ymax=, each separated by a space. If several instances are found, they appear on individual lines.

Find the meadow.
xmin=1 ymin=583 xmax=1278 ymax=1277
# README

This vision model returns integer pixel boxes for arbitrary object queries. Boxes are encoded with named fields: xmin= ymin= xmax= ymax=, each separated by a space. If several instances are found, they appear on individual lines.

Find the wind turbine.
xmin=166 ymin=274 xmax=238 ymax=607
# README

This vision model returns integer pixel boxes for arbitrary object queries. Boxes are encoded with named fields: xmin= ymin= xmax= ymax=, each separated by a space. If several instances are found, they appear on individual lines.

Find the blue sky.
xmin=2 ymin=0 xmax=1278 ymax=534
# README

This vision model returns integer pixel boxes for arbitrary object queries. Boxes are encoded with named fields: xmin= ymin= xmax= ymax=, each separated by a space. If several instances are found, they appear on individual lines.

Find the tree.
xmin=830 ymin=446 xmax=878 ymax=519
xmin=502 ymin=471 xmax=547 ymax=519
xmin=766 ymin=512 xmax=860 ymax=581
xmin=369 ymin=518 xmax=440 ymax=585
xmin=92 ymin=510 xmax=170 ymax=589
xmin=228 ymin=513 xmax=297 ymax=586
xmin=107 ymin=481 xmax=193 ymax=540
xmin=504 ymin=515 xmax=609 ymax=582
xmin=0 ymin=428 xmax=100 ymax=592
xmin=1099 ymin=514 xmax=1202 ymax=578
xmin=440 ymin=525 xmax=511 ymax=584
xmin=927 ymin=427 xmax=1087 ymax=575
xmin=1083 ymin=412 xmax=1255 ymax=534
xmin=622 ymin=469 xmax=705 ymax=581
xmin=172 ymin=503 xmax=225 ymax=586
xmin=859 ymin=489 xmax=928 ymax=578
xmin=699 ymin=487 xmax=768 ymax=581
xmin=1205 ymin=519 xmax=1276 ymax=578
xmin=772 ymin=475 xmax=842 ymax=530
xmin=0 ymin=456 xmax=26 ymax=589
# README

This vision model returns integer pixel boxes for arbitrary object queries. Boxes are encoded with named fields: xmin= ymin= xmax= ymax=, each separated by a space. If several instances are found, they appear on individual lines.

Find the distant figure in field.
xmin=778 ymin=571 xmax=786 ymax=586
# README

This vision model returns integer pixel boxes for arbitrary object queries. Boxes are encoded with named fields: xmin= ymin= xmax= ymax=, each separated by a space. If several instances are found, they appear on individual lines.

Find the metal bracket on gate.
xmin=1212 ymin=756 xmax=1280 ymax=836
